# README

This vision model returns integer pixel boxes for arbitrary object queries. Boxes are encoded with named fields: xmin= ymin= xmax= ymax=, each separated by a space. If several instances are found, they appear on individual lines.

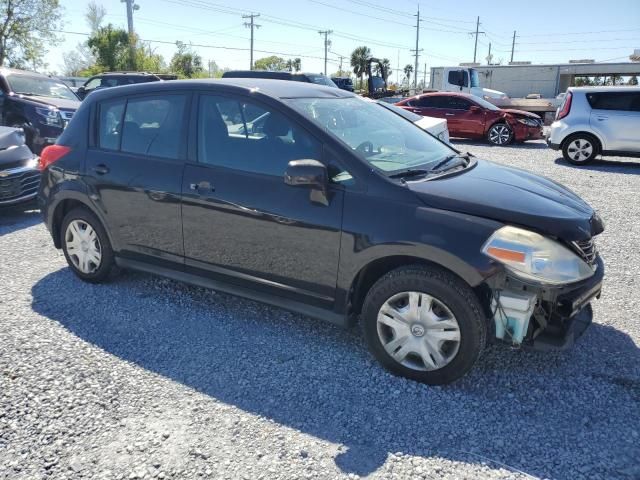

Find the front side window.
xmin=469 ymin=69 xmax=480 ymax=88
xmin=287 ymin=96 xmax=455 ymax=174
xmin=198 ymin=95 xmax=322 ymax=176
xmin=445 ymin=97 xmax=471 ymax=110
xmin=84 ymin=78 xmax=102 ymax=90
xmin=6 ymin=74 xmax=77 ymax=100
xmin=97 ymin=94 xmax=186 ymax=159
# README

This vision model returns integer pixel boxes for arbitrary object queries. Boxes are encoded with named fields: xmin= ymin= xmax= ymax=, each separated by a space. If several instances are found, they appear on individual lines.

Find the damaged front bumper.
xmin=487 ymin=255 xmax=604 ymax=351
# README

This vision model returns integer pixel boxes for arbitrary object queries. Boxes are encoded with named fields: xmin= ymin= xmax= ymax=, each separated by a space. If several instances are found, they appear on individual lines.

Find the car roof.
xmin=568 ymin=86 xmax=640 ymax=93
xmin=0 ymin=67 xmax=51 ymax=78
xmin=86 ymin=78 xmax=354 ymax=102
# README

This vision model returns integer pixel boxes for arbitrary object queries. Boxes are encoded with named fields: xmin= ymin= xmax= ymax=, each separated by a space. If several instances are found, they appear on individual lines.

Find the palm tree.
xmin=373 ymin=58 xmax=391 ymax=81
xmin=350 ymin=46 xmax=371 ymax=90
xmin=404 ymin=64 xmax=413 ymax=86
xmin=286 ymin=57 xmax=301 ymax=72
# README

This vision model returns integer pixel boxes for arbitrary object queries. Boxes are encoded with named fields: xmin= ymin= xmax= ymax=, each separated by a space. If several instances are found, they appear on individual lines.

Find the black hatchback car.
xmin=38 ymin=79 xmax=605 ymax=385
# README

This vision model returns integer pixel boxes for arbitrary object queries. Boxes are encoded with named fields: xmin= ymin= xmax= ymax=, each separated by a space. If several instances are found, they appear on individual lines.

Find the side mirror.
xmin=76 ymin=86 xmax=86 ymax=99
xmin=285 ymin=159 xmax=327 ymax=189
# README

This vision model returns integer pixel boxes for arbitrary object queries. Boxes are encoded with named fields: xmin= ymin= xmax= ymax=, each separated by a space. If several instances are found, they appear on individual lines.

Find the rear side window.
xmin=97 ymin=94 xmax=187 ymax=159
xmin=587 ymin=92 xmax=640 ymax=112
xmin=98 ymin=99 xmax=125 ymax=151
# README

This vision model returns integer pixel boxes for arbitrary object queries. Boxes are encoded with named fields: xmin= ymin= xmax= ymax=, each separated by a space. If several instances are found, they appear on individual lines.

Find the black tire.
xmin=486 ymin=122 xmax=513 ymax=146
xmin=362 ymin=265 xmax=486 ymax=385
xmin=562 ymin=133 xmax=600 ymax=165
xmin=60 ymin=207 xmax=115 ymax=283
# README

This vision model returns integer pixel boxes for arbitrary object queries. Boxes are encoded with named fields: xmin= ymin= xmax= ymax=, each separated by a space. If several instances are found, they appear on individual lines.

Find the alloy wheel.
xmin=376 ymin=291 xmax=461 ymax=371
xmin=567 ymin=139 xmax=593 ymax=163
xmin=488 ymin=124 xmax=512 ymax=145
xmin=65 ymin=219 xmax=102 ymax=274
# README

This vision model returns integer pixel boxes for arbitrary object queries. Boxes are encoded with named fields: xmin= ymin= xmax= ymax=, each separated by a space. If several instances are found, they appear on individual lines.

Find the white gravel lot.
xmin=1 ymin=139 xmax=639 ymax=480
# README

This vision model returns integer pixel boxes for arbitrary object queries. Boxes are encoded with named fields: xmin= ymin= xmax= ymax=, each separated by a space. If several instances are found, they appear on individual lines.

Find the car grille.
xmin=573 ymin=238 xmax=597 ymax=266
xmin=0 ymin=169 xmax=41 ymax=203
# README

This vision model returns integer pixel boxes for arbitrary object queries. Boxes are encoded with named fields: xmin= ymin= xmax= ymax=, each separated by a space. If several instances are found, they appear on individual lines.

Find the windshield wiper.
xmin=388 ymin=168 xmax=430 ymax=180
xmin=430 ymin=153 xmax=470 ymax=173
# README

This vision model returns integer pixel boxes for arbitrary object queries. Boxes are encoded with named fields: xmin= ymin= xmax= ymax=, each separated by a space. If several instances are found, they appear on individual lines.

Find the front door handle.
xmin=190 ymin=181 xmax=214 ymax=193
xmin=92 ymin=164 xmax=109 ymax=175
xmin=596 ymin=116 xmax=608 ymax=121
xmin=445 ymin=113 xmax=455 ymax=116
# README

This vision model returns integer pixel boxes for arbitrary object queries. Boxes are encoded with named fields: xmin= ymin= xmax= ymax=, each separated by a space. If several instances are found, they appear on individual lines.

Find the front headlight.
xmin=35 ymin=107 xmax=62 ymax=127
xmin=482 ymin=226 xmax=594 ymax=285
xmin=517 ymin=118 xmax=539 ymax=127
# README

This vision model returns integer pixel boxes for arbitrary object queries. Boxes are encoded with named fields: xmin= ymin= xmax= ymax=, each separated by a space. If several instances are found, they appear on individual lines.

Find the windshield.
xmin=470 ymin=95 xmax=501 ymax=111
xmin=287 ymin=97 xmax=455 ymax=174
xmin=469 ymin=68 xmax=480 ymax=88
xmin=7 ymin=74 xmax=77 ymax=100
xmin=306 ymin=74 xmax=338 ymax=88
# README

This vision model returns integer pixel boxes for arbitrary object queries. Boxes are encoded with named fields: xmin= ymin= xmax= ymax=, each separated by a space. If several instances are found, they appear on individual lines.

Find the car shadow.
xmin=554 ymin=157 xmax=640 ymax=175
xmin=451 ymin=139 xmax=549 ymax=150
xmin=0 ymin=203 xmax=41 ymax=236
xmin=31 ymin=269 xmax=640 ymax=478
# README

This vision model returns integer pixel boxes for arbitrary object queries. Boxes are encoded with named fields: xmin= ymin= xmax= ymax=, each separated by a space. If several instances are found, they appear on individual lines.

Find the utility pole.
xmin=472 ymin=16 xmax=485 ymax=64
xmin=318 ymin=30 xmax=332 ymax=75
xmin=423 ymin=63 xmax=427 ymax=90
xmin=122 ymin=0 xmax=139 ymax=70
xmin=510 ymin=31 xmax=517 ymax=63
xmin=411 ymin=6 xmax=423 ymax=90
xmin=396 ymin=50 xmax=399 ymax=85
xmin=243 ymin=14 xmax=261 ymax=70
xmin=487 ymin=42 xmax=492 ymax=65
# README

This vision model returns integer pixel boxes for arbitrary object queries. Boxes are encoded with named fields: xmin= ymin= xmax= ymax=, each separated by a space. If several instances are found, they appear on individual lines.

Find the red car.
xmin=395 ymin=92 xmax=543 ymax=146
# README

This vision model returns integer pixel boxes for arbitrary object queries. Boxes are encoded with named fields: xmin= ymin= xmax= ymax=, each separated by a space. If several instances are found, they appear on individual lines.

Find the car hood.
xmin=408 ymin=159 xmax=603 ymax=241
xmin=415 ymin=116 xmax=447 ymax=133
xmin=501 ymin=108 xmax=541 ymax=119
xmin=14 ymin=94 xmax=80 ymax=110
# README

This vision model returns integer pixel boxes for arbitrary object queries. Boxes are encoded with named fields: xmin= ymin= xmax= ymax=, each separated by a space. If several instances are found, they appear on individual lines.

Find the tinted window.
xmin=120 ymin=95 xmax=186 ymax=159
xmin=447 ymin=70 xmax=468 ymax=87
xmin=587 ymin=92 xmax=640 ymax=112
xmin=198 ymin=95 xmax=322 ymax=176
xmin=442 ymin=96 xmax=471 ymax=110
xmin=98 ymin=99 xmax=125 ymax=150
xmin=416 ymin=96 xmax=448 ymax=108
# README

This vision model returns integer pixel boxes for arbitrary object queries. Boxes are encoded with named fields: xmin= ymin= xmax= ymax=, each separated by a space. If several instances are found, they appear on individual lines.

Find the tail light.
xmin=556 ymin=92 xmax=572 ymax=120
xmin=39 ymin=145 xmax=71 ymax=171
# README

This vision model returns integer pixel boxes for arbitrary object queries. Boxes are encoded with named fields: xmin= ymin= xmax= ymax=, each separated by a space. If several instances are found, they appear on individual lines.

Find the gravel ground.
xmin=1 ymin=140 xmax=639 ymax=480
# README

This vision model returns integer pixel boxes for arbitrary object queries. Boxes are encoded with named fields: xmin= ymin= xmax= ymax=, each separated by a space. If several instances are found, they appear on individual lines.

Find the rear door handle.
xmin=445 ymin=113 xmax=455 ymax=116
xmin=596 ymin=116 xmax=608 ymax=121
xmin=190 ymin=181 xmax=214 ymax=193
xmin=92 ymin=164 xmax=109 ymax=175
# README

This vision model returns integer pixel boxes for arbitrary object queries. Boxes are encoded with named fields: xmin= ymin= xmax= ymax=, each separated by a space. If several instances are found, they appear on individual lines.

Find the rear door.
xmin=588 ymin=91 xmax=640 ymax=152
xmin=85 ymin=92 xmax=189 ymax=265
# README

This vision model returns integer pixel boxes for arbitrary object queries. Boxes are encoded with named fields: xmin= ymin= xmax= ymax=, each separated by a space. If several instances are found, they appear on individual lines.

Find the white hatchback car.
xmin=547 ymin=86 xmax=640 ymax=165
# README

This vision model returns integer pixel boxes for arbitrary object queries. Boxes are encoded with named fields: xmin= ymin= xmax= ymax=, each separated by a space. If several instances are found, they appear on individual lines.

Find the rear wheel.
xmin=562 ymin=134 xmax=599 ymax=165
xmin=487 ymin=123 xmax=513 ymax=145
xmin=362 ymin=265 xmax=486 ymax=385
xmin=61 ymin=207 xmax=115 ymax=283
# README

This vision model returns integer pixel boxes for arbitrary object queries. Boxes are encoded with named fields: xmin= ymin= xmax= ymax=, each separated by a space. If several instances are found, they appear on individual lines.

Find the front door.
xmin=181 ymin=93 xmax=344 ymax=305
xmin=85 ymin=92 xmax=189 ymax=264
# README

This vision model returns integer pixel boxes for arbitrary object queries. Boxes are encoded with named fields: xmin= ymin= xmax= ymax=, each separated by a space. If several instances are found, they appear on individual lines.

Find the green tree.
xmin=629 ymin=75 xmax=639 ymax=86
xmin=254 ymin=55 xmax=288 ymax=71
xmin=403 ymin=64 xmax=413 ymax=85
xmin=87 ymin=24 xmax=130 ymax=72
xmin=0 ymin=0 xmax=63 ymax=68
xmin=170 ymin=41 xmax=203 ymax=78
xmin=350 ymin=46 xmax=371 ymax=90
xmin=285 ymin=57 xmax=301 ymax=72
xmin=374 ymin=58 xmax=391 ymax=80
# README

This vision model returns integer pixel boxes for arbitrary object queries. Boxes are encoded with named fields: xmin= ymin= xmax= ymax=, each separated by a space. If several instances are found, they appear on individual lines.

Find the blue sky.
xmin=53 ymin=0 xmax=640 ymax=78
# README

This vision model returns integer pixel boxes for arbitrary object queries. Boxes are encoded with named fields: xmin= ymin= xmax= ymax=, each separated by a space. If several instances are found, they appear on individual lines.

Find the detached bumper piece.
xmin=490 ymin=256 xmax=604 ymax=352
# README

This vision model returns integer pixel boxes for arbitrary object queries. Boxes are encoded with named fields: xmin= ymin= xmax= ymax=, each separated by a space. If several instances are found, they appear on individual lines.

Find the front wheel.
xmin=61 ymin=207 xmax=115 ymax=283
xmin=487 ymin=123 xmax=513 ymax=145
xmin=361 ymin=265 xmax=486 ymax=385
